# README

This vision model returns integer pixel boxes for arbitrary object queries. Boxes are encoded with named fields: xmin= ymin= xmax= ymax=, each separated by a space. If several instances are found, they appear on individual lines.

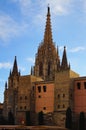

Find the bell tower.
xmin=34 ymin=6 xmax=60 ymax=81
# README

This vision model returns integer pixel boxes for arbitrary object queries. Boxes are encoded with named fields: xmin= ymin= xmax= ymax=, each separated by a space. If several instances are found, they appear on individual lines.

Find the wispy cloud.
xmin=70 ymin=46 xmax=85 ymax=52
xmin=26 ymin=57 xmax=35 ymax=63
xmin=0 ymin=12 xmax=28 ymax=43
xmin=11 ymin=0 xmax=72 ymax=16
xmin=0 ymin=61 xmax=26 ymax=74
xmin=0 ymin=62 xmax=12 ymax=69
xmin=59 ymin=46 xmax=67 ymax=51
xmin=43 ymin=0 xmax=72 ymax=15
xmin=0 ymin=0 xmax=77 ymax=43
xmin=10 ymin=0 xmax=73 ymax=27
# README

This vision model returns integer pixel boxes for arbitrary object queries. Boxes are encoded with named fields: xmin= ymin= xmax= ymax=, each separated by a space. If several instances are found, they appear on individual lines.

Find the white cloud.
xmin=0 ymin=61 xmax=26 ymax=74
xmin=0 ymin=62 xmax=12 ymax=69
xmin=11 ymin=0 xmax=72 ymax=17
xmin=59 ymin=46 xmax=64 ymax=51
xmin=59 ymin=46 xmax=67 ymax=51
xmin=26 ymin=57 xmax=35 ymax=63
xmin=0 ymin=0 xmax=74 ymax=43
xmin=43 ymin=0 xmax=72 ymax=15
xmin=70 ymin=46 xmax=85 ymax=52
xmin=0 ymin=12 xmax=28 ymax=43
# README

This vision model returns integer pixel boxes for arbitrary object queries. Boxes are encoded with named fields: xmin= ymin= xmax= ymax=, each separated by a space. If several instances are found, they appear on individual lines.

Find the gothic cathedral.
xmin=3 ymin=6 xmax=80 ymax=126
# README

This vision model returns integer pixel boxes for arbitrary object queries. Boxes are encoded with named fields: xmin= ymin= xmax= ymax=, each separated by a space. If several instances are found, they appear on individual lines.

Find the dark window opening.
xmin=20 ymin=106 xmax=22 ymax=110
xmin=84 ymin=82 xmax=86 ymax=89
xmin=77 ymin=82 xmax=81 ymax=89
xmin=63 ymin=104 xmax=65 ymax=108
xmin=43 ymin=107 xmax=46 ymax=110
xmin=70 ymin=94 xmax=72 ymax=98
xmin=24 ymin=106 xmax=26 ymax=109
xmin=38 ymin=86 xmax=41 ymax=93
xmin=39 ymin=62 xmax=43 ymax=76
xmin=58 ymin=94 xmax=60 ymax=98
xmin=48 ymin=62 xmax=51 ymax=76
xmin=58 ymin=105 xmax=60 ymax=108
xmin=20 ymin=96 xmax=22 ymax=100
xmin=33 ymin=86 xmax=34 ymax=91
xmin=63 ymin=94 xmax=65 ymax=98
xmin=43 ymin=86 xmax=46 ymax=92
xmin=25 ymin=96 xmax=27 ymax=100
xmin=38 ymin=95 xmax=41 ymax=98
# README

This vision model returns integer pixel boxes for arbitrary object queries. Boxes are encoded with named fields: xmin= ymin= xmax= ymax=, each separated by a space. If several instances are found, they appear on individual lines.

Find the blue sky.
xmin=0 ymin=0 xmax=86 ymax=103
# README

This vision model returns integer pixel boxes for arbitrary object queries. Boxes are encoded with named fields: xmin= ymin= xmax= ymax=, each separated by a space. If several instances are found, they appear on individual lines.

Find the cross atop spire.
xmin=48 ymin=4 xmax=50 ymax=15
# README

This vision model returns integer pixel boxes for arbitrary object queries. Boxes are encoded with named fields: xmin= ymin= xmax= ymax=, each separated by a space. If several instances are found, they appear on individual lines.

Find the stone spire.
xmin=61 ymin=46 xmax=69 ymax=70
xmin=5 ymin=82 xmax=7 ymax=90
xmin=44 ymin=6 xmax=53 ymax=45
xmin=31 ymin=66 xmax=33 ymax=75
xmin=34 ymin=7 xmax=60 ymax=81
xmin=12 ymin=56 xmax=18 ymax=76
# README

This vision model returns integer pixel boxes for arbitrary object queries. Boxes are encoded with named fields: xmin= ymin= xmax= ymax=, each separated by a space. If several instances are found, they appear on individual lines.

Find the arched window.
xmin=48 ymin=62 xmax=51 ymax=76
xmin=39 ymin=62 xmax=43 ymax=76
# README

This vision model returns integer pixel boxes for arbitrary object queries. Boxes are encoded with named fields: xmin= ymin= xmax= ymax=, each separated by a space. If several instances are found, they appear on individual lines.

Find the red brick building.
xmin=74 ymin=77 xmax=86 ymax=113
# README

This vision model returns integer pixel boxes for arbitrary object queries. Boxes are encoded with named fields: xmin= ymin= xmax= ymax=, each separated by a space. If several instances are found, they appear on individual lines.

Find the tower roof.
xmin=43 ymin=6 xmax=53 ymax=45
xmin=34 ymin=7 xmax=60 ymax=81
xmin=12 ymin=56 xmax=18 ymax=76
xmin=61 ymin=46 xmax=69 ymax=70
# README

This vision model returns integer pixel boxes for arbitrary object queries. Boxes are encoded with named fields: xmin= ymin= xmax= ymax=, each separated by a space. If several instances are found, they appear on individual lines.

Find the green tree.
xmin=65 ymin=107 xmax=72 ymax=129
xmin=79 ymin=112 xmax=85 ymax=130
xmin=38 ymin=111 xmax=44 ymax=125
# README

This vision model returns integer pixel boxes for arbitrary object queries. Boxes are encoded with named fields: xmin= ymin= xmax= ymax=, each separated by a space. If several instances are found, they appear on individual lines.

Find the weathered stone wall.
xmin=54 ymin=69 xmax=79 ymax=127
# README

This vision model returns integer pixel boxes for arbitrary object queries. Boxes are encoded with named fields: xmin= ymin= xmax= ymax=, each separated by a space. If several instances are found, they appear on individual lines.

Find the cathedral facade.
xmin=3 ymin=7 xmax=85 ymax=126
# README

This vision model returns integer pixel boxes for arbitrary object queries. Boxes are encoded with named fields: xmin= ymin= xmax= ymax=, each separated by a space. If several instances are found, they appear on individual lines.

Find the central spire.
xmin=44 ymin=6 xmax=53 ymax=44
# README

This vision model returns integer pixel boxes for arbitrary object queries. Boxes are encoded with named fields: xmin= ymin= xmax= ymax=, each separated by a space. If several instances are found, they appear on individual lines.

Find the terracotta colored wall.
xmin=74 ymin=79 xmax=86 ymax=113
xmin=35 ymin=83 xmax=54 ymax=113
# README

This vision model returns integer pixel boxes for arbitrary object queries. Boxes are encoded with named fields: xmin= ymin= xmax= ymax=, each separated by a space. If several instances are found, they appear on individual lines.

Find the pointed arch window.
xmin=39 ymin=62 xmax=43 ymax=76
xmin=48 ymin=62 xmax=51 ymax=76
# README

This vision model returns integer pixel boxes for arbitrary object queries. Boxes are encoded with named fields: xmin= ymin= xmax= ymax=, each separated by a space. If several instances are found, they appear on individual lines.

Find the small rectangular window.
xmin=43 ymin=107 xmax=46 ymax=110
xmin=25 ymin=96 xmax=27 ymax=100
xmin=84 ymin=82 xmax=86 ymax=89
xmin=58 ymin=94 xmax=60 ymax=98
xmin=58 ymin=105 xmax=60 ymax=108
xmin=38 ymin=86 xmax=41 ymax=92
xmin=63 ymin=94 xmax=65 ymax=98
xmin=43 ymin=86 xmax=46 ymax=92
xmin=77 ymin=82 xmax=81 ymax=90
xmin=38 ymin=95 xmax=41 ymax=98
xmin=33 ymin=86 xmax=34 ymax=91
